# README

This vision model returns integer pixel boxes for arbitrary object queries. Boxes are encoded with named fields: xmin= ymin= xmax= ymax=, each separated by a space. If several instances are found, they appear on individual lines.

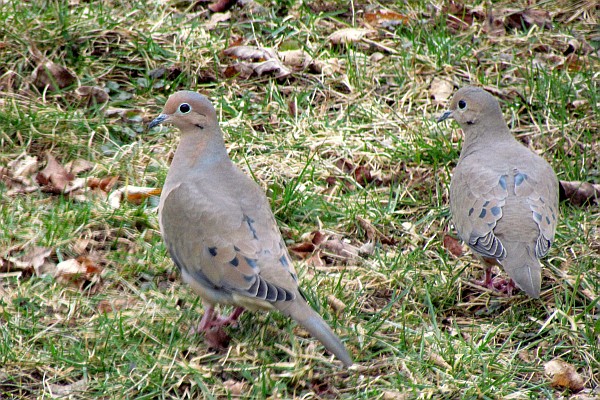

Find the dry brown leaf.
xmin=205 ymin=11 xmax=231 ymax=30
xmin=66 ymin=158 xmax=95 ymax=176
xmin=75 ymin=86 xmax=109 ymax=107
xmin=1 ymin=246 xmax=54 ymax=276
xmin=208 ymin=0 xmax=237 ymax=13
xmin=443 ymin=235 xmax=464 ymax=257
xmin=430 ymin=77 xmax=454 ymax=104
xmin=223 ymin=379 xmax=246 ymax=396
xmin=252 ymin=59 xmax=291 ymax=78
xmin=279 ymin=49 xmax=313 ymax=69
xmin=47 ymin=378 xmax=88 ymax=397
xmin=328 ymin=28 xmax=375 ymax=45
xmin=382 ymin=391 xmax=409 ymax=400
xmin=357 ymin=216 xmax=396 ymax=245
xmin=560 ymin=180 xmax=600 ymax=206
xmin=326 ymin=294 xmax=346 ymax=314
xmin=55 ymin=256 xmax=103 ymax=291
xmin=428 ymin=351 xmax=452 ymax=370
xmin=108 ymin=185 xmax=162 ymax=208
xmin=544 ymin=358 xmax=585 ymax=392
xmin=97 ymin=298 xmax=133 ymax=313
xmin=505 ymin=8 xmax=552 ymax=31
xmin=364 ymin=9 xmax=410 ymax=27
xmin=204 ymin=326 xmax=231 ymax=350
xmin=223 ymin=45 xmax=277 ymax=62
xmin=443 ymin=1 xmax=485 ymax=31
xmin=87 ymin=176 xmax=119 ymax=193
xmin=36 ymin=153 xmax=75 ymax=193
xmin=32 ymin=60 xmax=77 ymax=92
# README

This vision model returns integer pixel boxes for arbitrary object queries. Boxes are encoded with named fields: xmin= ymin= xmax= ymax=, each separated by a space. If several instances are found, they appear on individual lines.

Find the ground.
xmin=0 ymin=0 xmax=599 ymax=398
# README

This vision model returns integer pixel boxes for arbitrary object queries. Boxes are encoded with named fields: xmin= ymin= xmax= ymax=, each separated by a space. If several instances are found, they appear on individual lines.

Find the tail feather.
xmin=275 ymin=300 xmax=353 ymax=367
xmin=499 ymin=242 xmax=542 ymax=298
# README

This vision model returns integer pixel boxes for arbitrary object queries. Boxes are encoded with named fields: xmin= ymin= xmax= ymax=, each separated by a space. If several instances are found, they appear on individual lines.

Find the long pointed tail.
xmin=275 ymin=300 xmax=353 ymax=367
xmin=499 ymin=243 xmax=542 ymax=298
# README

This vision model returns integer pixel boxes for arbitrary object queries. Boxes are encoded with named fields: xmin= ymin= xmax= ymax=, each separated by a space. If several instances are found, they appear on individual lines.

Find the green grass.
xmin=1 ymin=0 xmax=599 ymax=398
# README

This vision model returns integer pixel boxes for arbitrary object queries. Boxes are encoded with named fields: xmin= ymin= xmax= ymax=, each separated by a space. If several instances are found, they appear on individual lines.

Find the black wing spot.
xmin=468 ymin=207 xmax=475 ymax=216
xmin=230 ymin=256 xmax=239 ymax=267
xmin=244 ymin=257 xmax=259 ymax=269
xmin=499 ymin=176 xmax=507 ymax=190
xmin=479 ymin=209 xmax=487 ymax=218
xmin=515 ymin=173 xmax=527 ymax=186
xmin=208 ymin=247 xmax=218 ymax=257
xmin=279 ymin=255 xmax=289 ymax=268
xmin=244 ymin=215 xmax=259 ymax=240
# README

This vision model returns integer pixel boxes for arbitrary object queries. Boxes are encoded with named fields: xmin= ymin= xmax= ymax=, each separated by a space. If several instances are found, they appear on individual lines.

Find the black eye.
xmin=179 ymin=103 xmax=191 ymax=114
xmin=458 ymin=100 xmax=466 ymax=110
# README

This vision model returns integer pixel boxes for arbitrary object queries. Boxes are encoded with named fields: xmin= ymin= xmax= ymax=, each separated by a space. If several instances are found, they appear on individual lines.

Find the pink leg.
xmin=196 ymin=305 xmax=217 ymax=332
xmin=213 ymin=307 xmax=245 ymax=328
xmin=473 ymin=267 xmax=516 ymax=296
xmin=195 ymin=306 xmax=245 ymax=333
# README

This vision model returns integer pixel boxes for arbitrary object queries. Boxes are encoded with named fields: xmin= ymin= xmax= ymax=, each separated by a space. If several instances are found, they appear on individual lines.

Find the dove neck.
xmin=171 ymin=127 xmax=230 ymax=170
xmin=460 ymin=122 xmax=514 ymax=155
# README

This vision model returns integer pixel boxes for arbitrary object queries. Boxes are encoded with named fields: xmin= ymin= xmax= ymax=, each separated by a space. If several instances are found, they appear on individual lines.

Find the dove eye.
xmin=179 ymin=103 xmax=191 ymax=114
xmin=458 ymin=100 xmax=467 ymax=110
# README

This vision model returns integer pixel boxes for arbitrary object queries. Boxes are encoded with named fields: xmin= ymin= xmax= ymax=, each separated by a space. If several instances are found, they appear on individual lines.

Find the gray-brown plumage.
xmin=149 ymin=91 xmax=352 ymax=366
xmin=438 ymin=86 xmax=559 ymax=298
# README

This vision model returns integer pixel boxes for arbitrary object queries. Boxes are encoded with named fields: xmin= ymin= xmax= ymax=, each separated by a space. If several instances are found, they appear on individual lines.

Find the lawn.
xmin=0 ymin=0 xmax=599 ymax=398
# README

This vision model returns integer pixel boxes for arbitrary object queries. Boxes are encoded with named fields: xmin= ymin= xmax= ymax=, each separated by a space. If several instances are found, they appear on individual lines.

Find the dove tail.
xmin=276 ymin=300 xmax=353 ymax=367
xmin=499 ymin=243 xmax=542 ymax=298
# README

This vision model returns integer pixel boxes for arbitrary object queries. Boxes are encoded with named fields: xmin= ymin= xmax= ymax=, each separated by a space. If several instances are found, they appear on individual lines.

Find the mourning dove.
xmin=438 ymin=86 xmax=559 ymax=298
xmin=149 ymin=91 xmax=352 ymax=366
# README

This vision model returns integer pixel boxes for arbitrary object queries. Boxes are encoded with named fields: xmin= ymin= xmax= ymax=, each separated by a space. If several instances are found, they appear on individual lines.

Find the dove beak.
xmin=149 ymin=113 xmax=170 ymax=129
xmin=437 ymin=110 xmax=453 ymax=123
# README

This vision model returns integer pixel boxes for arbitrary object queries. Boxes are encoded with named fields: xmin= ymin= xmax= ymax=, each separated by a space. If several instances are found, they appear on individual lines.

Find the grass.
xmin=1 ymin=0 xmax=599 ymax=398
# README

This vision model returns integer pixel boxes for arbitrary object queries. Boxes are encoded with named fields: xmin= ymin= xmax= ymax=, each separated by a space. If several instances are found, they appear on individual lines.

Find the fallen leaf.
xmin=328 ymin=28 xmax=375 ymax=45
xmin=55 ymin=256 xmax=103 ymax=291
xmin=87 ymin=176 xmax=119 ymax=193
xmin=47 ymin=378 xmax=88 ymax=397
xmin=108 ymin=185 xmax=162 ymax=208
xmin=97 ymin=298 xmax=133 ymax=313
xmin=1 ymin=246 xmax=53 ymax=276
xmin=279 ymin=49 xmax=313 ymax=69
xmin=357 ymin=216 xmax=396 ymax=245
xmin=75 ymin=86 xmax=109 ymax=107
xmin=252 ymin=59 xmax=291 ymax=78
xmin=364 ymin=9 xmax=410 ymax=28
xmin=222 ymin=379 xmax=246 ymax=396
xmin=36 ymin=153 xmax=75 ymax=193
xmin=223 ymin=45 xmax=277 ymax=62
xmin=430 ymin=77 xmax=454 ymax=104
xmin=443 ymin=235 xmax=464 ymax=257
xmin=204 ymin=326 xmax=231 ymax=350
xmin=559 ymin=180 xmax=600 ymax=206
xmin=327 ymin=295 xmax=346 ymax=314
xmin=205 ymin=11 xmax=231 ymax=30
xmin=505 ymin=8 xmax=552 ymax=31
xmin=544 ymin=358 xmax=585 ymax=392
xmin=31 ymin=60 xmax=77 ymax=92
xmin=208 ymin=0 xmax=237 ymax=13
xmin=66 ymin=158 xmax=95 ymax=175
xmin=428 ymin=351 xmax=452 ymax=370
xmin=382 ymin=391 xmax=409 ymax=400
xmin=443 ymin=1 xmax=485 ymax=31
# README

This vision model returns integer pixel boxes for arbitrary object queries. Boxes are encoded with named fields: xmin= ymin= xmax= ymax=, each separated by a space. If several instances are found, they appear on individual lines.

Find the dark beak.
xmin=437 ymin=110 xmax=453 ymax=123
xmin=148 ymin=114 xmax=169 ymax=129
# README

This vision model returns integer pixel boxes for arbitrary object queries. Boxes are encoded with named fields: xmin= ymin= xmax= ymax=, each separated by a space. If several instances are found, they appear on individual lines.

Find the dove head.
xmin=437 ymin=86 xmax=505 ymax=130
xmin=149 ymin=91 xmax=219 ymax=133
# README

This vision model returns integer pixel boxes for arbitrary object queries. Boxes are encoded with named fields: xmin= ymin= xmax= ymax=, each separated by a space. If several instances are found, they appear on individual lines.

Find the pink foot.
xmin=194 ymin=306 xmax=245 ymax=333
xmin=473 ymin=268 xmax=515 ymax=296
